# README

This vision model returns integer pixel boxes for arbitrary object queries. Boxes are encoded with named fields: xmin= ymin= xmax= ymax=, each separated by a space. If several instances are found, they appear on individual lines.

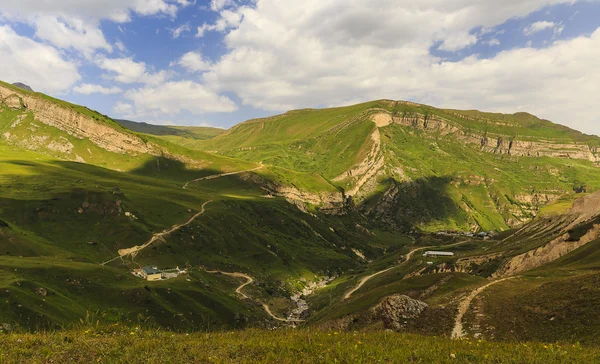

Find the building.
xmin=141 ymin=266 xmax=162 ymax=281
xmin=422 ymin=251 xmax=455 ymax=258
xmin=161 ymin=266 xmax=185 ymax=279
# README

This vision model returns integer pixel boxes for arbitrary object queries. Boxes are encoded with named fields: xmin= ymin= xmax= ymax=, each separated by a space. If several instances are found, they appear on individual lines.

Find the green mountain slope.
xmin=3 ymin=80 xmax=600 ymax=345
xmin=307 ymin=190 xmax=600 ymax=343
xmin=188 ymin=100 xmax=600 ymax=232
xmin=115 ymin=118 xmax=223 ymax=140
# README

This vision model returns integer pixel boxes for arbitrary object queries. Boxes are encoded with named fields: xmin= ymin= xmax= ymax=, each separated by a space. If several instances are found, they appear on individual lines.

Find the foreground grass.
xmin=1 ymin=329 xmax=598 ymax=363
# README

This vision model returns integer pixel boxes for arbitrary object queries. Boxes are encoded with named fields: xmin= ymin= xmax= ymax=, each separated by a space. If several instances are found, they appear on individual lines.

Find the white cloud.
xmin=523 ymin=20 xmax=556 ymax=35
xmin=438 ymin=33 xmax=478 ymax=52
xmin=33 ymin=15 xmax=112 ymax=56
xmin=73 ymin=84 xmax=123 ymax=95
xmin=96 ymin=57 xmax=171 ymax=85
xmin=115 ymin=40 xmax=127 ymax=52
xmin=553 ymin=24 xmax=565 ymax=37
xmin=123 ymin=81 xmax=238 ymax=117
xmin=428 ymin=29 xmax=600 ymax=135
xmin=171 ymin=23 xmax=191 ymax=38
xmin=176 ymin=51 xmax=213 ymax=72
xmin=196 ymin=9 xmax=243 ymax=37
xmin=200 ymin=0 xmax=600 ymax=135
xmin=487 ymin=38 xmax=501 ymax=46
xmin=0 ymin=1 xmax=190 ymax=55
xmin=113 ymin=101 xmax=134 ymax=116
xmin=210 ymin=0 xmax=235 ymax=11
xmin=0 ymin=25 xmax=80 ymax=93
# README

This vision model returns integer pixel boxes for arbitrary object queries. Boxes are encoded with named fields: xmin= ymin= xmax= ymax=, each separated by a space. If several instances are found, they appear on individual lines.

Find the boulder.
xmin=372 ymin=294 xmax=428 ymax=330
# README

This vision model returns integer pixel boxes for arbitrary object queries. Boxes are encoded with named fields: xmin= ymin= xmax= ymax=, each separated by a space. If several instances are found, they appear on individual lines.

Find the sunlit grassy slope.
xmin=173 ymin=100 xmax=600 ymax=232
xmin=2 ymin=328 xmax=598 ymax=363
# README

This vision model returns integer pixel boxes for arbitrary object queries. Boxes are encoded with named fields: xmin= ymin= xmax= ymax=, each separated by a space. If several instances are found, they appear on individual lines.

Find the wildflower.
xmin=130 ymin=332 xmax=135 ymax=335
xmin=450 ymin=353 xmax=456 ymax=359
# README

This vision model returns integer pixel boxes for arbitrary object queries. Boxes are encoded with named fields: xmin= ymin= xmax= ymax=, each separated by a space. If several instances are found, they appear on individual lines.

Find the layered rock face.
xmin=391 ymin=108 xmax=600 ymax=163
xmin=0 ymin=84 xmax=150 ymax=155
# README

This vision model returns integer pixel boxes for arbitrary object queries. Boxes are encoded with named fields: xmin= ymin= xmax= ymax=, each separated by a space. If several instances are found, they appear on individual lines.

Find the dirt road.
xmin=451 ymin=277 xmax=516 ymax=339
xmin=183 ymin=163 xmax=263 ymax=189
xmin=204 ymin=269 xmax=304 ymax=323
xmin=101 ymin=200 xmax=212 ymax=265
xmin=343 ymin=241 xmax=467 ymax=300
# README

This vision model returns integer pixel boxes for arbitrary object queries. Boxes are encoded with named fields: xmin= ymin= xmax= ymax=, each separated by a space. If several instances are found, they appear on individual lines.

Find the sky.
xmin=0 ymin=0 xmax=599 ymax=135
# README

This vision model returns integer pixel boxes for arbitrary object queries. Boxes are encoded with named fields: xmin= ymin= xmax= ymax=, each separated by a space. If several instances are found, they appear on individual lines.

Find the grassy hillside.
xmin=115 ymin=119 xmax=223 ymax=140
xmin=3 ymin=81 xmax=600 ymax=349
xmin=176 ymin=100 xmax=600 ymax=232
xmin=0 ymin=140 xmax=404 ymax=330
xmin=2 ymin=328 xmax=598 ymax=363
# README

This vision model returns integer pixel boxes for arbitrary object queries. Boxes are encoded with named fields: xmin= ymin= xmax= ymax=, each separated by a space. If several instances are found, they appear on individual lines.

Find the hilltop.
xmin=1 ymin=80 xmax=600 ymax=346
xmin=186 ymin=100 xmax=600 ymax=232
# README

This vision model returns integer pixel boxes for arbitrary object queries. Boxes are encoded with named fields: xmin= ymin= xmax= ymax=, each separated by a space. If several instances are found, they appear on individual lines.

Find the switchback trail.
xmin=101 ymin=201 xmax=212 ymax=266
xmin=451 ymin=277 xmax=516 ymax=339
xmin=183 ymin=163 xmax=264 ymax=189
xmin=204 ymin=269 xmax=304 ymax=323
xmin=343 ymin=241 xmax=468 ymax=300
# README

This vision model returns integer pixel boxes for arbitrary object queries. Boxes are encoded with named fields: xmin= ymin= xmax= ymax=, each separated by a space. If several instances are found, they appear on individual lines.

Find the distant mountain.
xmin=11 ymin=82 xmax=33 ymax=92
xmin=115 ymin=119 xmax=224 ymax=140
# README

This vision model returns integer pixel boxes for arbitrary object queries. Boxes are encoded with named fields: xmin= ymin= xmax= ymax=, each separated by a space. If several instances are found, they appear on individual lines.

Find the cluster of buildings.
xmin=132 ymin=266 xmax=187 ymax=281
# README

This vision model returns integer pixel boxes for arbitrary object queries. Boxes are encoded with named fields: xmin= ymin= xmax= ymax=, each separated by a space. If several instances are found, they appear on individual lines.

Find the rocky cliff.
xmin=386 ymin=103 xmax=600 ymax=163
xmin=0 ymin=84 xmax=151 ymax=155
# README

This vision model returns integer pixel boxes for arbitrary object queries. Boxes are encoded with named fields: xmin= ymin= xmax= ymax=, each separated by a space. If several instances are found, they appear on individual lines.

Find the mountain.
xmin=309 ymin=190 xmax=600 ymax=343
xmin=11 ymin=82 xmax=34 ymax=92
xmin=2 ymin=79 xmax=600 ymax=345
xmin=115 ymin=119 xmax=223 ymax=140
xmin=189 ymin=100 xmax=600 ymax=232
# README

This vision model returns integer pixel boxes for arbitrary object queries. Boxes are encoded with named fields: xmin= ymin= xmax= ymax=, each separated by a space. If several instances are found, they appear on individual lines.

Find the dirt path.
xmin=204 ymin=269 xmax=304 ymax=323
xmin=100 ymin=201 xmax=212 ymax=266
xmin=183 ymin=163 xmax=263 ymax=189
xmin=451 ymin=277 xmax=516 ymax=339
xmin=343 ymin=241 xmax=467 ymax=300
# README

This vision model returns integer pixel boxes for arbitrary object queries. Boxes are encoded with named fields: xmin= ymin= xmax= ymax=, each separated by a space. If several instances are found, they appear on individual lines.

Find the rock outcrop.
xmin=239 ymin=172 xmax=347 ymax=215
xmin=372 ymin=295 xmax=428 ymax=330
xmin=0 ymin=84 xmax=150 ymax=155
xmin=389 ymin=109 xmax=600 ymax=163
xmin=493 ymin=191 xmax=600 ymax=277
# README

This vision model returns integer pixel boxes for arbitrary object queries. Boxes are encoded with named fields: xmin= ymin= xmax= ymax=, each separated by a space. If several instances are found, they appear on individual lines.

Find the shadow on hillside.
xmin=360 ymin=176 xmax=466 ymax=232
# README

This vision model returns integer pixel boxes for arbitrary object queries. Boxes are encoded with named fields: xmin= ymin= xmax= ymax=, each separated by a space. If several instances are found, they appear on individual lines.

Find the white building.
xmin=422 ymin=251 xmax=455 ymax=258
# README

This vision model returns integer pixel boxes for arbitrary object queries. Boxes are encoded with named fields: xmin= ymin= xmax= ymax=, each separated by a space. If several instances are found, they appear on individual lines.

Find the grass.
xmin=1 ymin=328 xmax=599 ymax=363
xmin=4 ymin=82 xmax=600 ymax=348
xmin=0 ymin=140 xmax=405 ymax=330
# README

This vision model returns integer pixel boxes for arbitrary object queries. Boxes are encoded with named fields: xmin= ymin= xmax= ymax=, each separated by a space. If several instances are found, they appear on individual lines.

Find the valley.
xmin=1 ymin=79 xmax=600 ymax=348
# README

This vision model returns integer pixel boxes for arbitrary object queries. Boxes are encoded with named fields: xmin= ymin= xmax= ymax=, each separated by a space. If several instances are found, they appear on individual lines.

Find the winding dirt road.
xmin=204 ymin=269 xmax=304 ymax=323
xmin=343 ymin=241 xmax=468 ymax=300
xmin=183 ymin=163 xmax=264 ymax=189
xmin=101 ymin=201 xmax=212 ymax=266
xmin=451 ymin=277 xmax=516 ymax=339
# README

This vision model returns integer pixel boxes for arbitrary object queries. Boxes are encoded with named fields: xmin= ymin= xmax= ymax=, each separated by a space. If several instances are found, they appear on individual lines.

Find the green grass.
xmin=1 ymin=328 xmax=598 ymax=363
xmin=115 ymin=119 xmax=224 ymax=140
xmin=0 ymin=140 xmax=407 ymax=330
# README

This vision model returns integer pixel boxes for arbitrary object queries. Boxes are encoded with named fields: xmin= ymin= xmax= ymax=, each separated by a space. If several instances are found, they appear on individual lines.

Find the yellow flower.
xmin=130 ymin=332 xmax=135 ymax=335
